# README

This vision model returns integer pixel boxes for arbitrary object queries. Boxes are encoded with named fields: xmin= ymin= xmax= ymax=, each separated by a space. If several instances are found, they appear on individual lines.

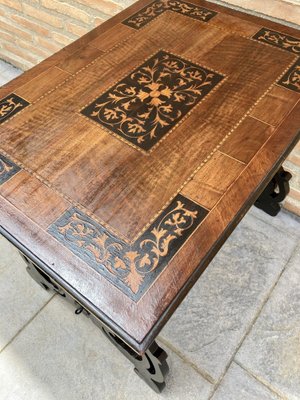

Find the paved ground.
xmin=1 ymin=59 xmax=300 ymax=399
xmin=0 ymin=60 xmax=21 ymax=86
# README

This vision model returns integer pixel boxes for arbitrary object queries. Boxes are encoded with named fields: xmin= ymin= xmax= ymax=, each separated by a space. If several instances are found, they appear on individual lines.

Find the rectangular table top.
xmin=0 ymin=0 xmax=299 ymax=353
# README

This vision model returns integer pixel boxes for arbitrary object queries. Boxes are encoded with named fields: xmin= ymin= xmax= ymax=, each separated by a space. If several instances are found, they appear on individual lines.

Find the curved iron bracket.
xmin=255 ymin=167 xmax=292 ymax=216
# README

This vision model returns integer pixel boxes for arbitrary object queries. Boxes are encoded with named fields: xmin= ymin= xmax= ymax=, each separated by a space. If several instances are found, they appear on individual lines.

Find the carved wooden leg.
xmin=101 ymin=327 xmax=169 ymax=393
xmin=20 ymin=252 xmax=169 ymax=393
xmin=254 ymin=166 xmax=292 ymax=216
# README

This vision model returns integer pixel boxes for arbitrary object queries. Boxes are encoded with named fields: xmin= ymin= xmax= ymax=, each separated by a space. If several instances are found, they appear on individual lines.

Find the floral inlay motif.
xmin=122 ymin=0 xmax=217 ymax=29
xmin=81 ymin=51 xmax=224 ymax=151
xmin=0 ymin=154 xmax=21 ymax=185
xmin=278 ymin=58 xmax=300 ymax=93
xmin=253 ymin=28 xmax=300 ymax=54
xmin=0 ymin=93 xmax=30 ymax=124
xmin=48 ymin=194 xmax=207 ymax=300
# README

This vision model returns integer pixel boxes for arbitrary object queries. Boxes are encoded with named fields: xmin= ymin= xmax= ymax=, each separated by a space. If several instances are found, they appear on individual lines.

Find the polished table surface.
xmin=0 ymin=0 xmax=299 ymax=354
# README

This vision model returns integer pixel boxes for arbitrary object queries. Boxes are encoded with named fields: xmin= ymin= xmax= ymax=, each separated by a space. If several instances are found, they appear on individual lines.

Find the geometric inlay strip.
xmin=278 ymin=58 xmax=300 ymax=93
xmin=252 ymin=28 xmax=300 ymax=54
xmin=48 ymin=194 xmax=208 ymax=301
xmin=81 ymin=50 xmax=224 ymax=151
xmin=0 ymin=153 xmax=21 ymax=185
xmin=0 ymin=93 xmax=30 ymax=124
xmin=122 ymin=0 xmax=217 ymax=29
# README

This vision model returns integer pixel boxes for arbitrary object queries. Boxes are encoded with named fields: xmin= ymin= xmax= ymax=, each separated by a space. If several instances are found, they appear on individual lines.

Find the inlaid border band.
xmin=0 ymin=93 xmax=30 ymax=124
xmin=122 ymin=0 xmax=217 ymax=29
xmin=48 ymin=194 xmax=208 ymax=301
xmin=0 ymin=153 xmax=21 ymax=185
xmin=278 ymin=58 xmax=300 ymax=93
xmin=252 ymin=28 xmax=300 ymax=55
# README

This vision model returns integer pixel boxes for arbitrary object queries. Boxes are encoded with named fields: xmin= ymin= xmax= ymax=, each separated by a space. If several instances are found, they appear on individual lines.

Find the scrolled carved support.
xmin=255 ymin=166 xmax=292 ymax=216
xmin=101 ymin=326 xmax=169 ymax=393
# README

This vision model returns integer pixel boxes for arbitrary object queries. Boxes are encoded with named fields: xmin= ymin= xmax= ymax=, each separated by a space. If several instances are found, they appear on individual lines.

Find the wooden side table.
xmin=0 ymin=0 xmax=299 ymax=393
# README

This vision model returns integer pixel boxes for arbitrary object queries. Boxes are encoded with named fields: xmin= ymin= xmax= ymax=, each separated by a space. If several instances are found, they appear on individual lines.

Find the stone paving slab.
xmin=0 ymin=235 xmax=21 ymax=274
xmin=249 ymin=206 xmax=300 ymax=239
xmin=0 ymin=295 xmax=213 ymax=400
xmin=0 ymin=60 xmax=22 ymax=85
xmin=0 ymin=237 xmax=52 ymax=351
xmin=211 ymin=362 xmax=281 ymax=400
xmin=236 ymin=243 xmax=300 ymax=400
xmin=160 ymin=212 xmax=299 ymax=383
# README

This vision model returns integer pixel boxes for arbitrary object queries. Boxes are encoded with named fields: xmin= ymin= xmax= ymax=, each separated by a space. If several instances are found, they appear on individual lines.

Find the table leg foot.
xmin=101 ymin=327 xmax=169 ymax=393
xmin=254 ymin=166 xmax=292 ymax=216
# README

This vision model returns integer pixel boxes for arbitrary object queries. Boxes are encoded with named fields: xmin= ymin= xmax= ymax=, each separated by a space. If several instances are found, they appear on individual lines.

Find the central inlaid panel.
xmin=81 ymin=50 xmax=224 ymax=151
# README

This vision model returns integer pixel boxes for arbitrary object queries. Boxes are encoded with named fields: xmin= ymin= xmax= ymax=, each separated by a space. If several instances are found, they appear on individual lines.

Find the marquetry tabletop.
xmin=0 ymin=0 xmax=299 ymax=356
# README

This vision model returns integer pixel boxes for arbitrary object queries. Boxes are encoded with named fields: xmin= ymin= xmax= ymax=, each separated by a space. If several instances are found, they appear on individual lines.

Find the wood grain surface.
xmin=0 ymin=0 xmax=299 ymax=353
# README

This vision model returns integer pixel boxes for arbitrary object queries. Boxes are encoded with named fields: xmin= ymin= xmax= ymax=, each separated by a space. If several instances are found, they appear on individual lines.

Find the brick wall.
xmin=0 ymin=0 xmax=133 ymax=70
xmin=0 ymin=0 xmax=299 ymax=215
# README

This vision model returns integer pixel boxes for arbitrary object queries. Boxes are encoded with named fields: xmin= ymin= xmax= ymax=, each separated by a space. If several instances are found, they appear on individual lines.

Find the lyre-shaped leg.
xmin=101 ymin=327 xmax=169 ymax=393
xmin=255 ymin=166 xmax=292 ymax=216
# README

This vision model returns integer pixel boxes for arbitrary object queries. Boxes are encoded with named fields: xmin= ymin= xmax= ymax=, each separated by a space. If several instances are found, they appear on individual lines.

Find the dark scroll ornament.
xmin=0 ymin=154 xmax=21 ymax=185
xmin=122 ymin=0 xmax=217 ymax=29
xmin=81 ymin=50 xmax=224 ymax=151
xmin=278 ymin=58 xmax=300 ymax=93
xmin=0 ymin=93 xmax=29 ymax=124
xmin=101 ymin=327 xmax=169 ymax=393
xmin=48 ymin=194 xmax=208 ymax=300
xmin=252 ymin=28 xmax=300 ymax=54
xmin=254 ymin=167 xmax=292 ymax=216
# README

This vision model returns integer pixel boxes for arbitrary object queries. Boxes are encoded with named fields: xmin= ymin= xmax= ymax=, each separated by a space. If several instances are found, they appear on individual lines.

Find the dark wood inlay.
xmin=0 ymin=93 xmax=29 ymax=124
xmin=252 ymin=28 xmax=300 ymax=54
xmin=122 ymin=0 xmax=217 ymax=29
xmin=48 ymin=194 xmax=208 ymax=300
xmin=278 ymin=58 xmax=300 ymax=92
xmin=0 ymin=154 xmax=21 ymax=185
xmin=81 ymin=50 xmax=224 ymax=151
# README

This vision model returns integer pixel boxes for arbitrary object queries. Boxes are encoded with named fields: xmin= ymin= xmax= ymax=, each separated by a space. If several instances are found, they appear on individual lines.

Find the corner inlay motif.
xmin=278 ymin=58 xmax=300 ymax=92
xmin=253 ymin=28 xmax=300 ymax=54
xmin=122 ymin=0 xmax=217 ymax=29
xmin=48 ymin=194 xmax=207 ymax=300
xmin=0 ymin=94 xmax=30 ymax=124
xmin=0 ymin=154 xmax=21 ymax=185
